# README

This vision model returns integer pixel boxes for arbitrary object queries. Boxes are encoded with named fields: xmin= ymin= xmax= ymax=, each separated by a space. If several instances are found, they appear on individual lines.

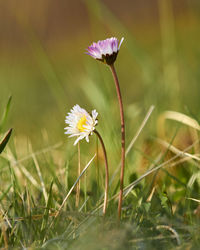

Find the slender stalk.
xmin=50 ymin=155 xmax=96 ymax=228
xmin=75 ymin=142 xmax=81 ymax=207
xmin=96 ymin=135 xmax=100 ymax=201
xmin=109 ymin=64 xmax=125 ymax=220
xmin=84 ymin=165 xmax=87 ymax=212
xmin=94 ymin=130 xmax=109 ymax=216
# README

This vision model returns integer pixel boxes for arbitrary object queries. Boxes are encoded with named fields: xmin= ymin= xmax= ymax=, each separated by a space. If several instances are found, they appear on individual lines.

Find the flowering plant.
xmin=65 ymin=104 xmax=98 ymax=145
xmin=86 ymin=37 xmax=124 ymax=65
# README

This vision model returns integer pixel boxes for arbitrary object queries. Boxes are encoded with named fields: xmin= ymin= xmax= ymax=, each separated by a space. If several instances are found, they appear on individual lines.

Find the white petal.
xmin=85 ymin=135 xmax=89 ymax=143
xmin=118 ymin=37 xmax=124 ymax=50
xmin=74 ymin=135 xmax=84 ymax=145
xmin=92 ymin=109 xmax=98 ymax=120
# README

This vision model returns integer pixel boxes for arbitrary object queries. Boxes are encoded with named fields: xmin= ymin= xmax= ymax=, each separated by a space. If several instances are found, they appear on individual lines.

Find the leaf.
xmin=0 ymin=96 xmax=12 ymax=132
xmin=0 ymin=128 xmax=12 ymax=154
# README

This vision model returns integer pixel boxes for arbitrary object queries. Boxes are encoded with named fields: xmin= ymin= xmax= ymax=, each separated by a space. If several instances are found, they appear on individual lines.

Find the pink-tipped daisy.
xmin=65 ymin=105 xmax=98 ymax=145
xmin=86 ymin=37 xmax=124 ymax=65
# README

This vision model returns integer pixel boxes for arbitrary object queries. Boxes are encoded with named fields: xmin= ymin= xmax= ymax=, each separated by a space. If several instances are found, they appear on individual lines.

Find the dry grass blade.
xmin=110 ymin=105 xmax=155 ymax=184
xmin=186 ymin=197 xmax=200 ymax=203
xmin=158 ymin=111 xmax=200 ymax=138
xmin=0 ymin=208 xmax=12 ymax=249
xmin=156 ymin=225 xmax=181 ymax=245
xmin=10 ymin=142 xmax=62 ymax=166
xmin=29 ymin=141 xmax=48 ymax=203
xmin=18 ymin=164 xmax=41 ymax=190
xmin=188 ymin=172 xmax=200 ymax=187
xmin=123 ymin=140 xmax=200 ymax=198
xmin=168 ymin=156 xmax=199 ymax=169
xmin=146 ymin=186 xmax=156 ymax=202
xmin=0 ymin=209 xmax=12 ymax=229
xmin=126 ymin=106 xmax=155 ymax=155
xmin=2 ymin=147 xmax=41 ymax=189
xmin=52 ymin=154 xmax=96 ymax=222
xmin=189 ymin=128 xmax=200 ymax=155
xmin=156 ymin=138 xmax=200 ymax=161
xmin=129 ymin=234 xmax=186 ymax=243
xmin=92 ymin=139 xmax=200 ymax=214
xmin=32 ymin=154 xmax=48 ymax=204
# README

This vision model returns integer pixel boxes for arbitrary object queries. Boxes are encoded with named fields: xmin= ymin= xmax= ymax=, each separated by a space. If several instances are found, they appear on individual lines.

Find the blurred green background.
xmin=1 ymin=0 xmax=200 ymax=146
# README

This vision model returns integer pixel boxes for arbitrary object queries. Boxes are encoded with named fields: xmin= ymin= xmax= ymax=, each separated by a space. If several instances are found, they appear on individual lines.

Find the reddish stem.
xmin=109 ymin=64 xmax=125 ymax=220
xmin=75 ymin=142 xmax=81 ymax=207
xmin=94 ymin=130 xmax=109 ymax=216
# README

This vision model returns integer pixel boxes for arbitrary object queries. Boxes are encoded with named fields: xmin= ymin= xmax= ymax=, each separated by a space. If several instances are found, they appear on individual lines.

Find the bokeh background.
xmin=1 ymin=0 xmax=200 ymax=147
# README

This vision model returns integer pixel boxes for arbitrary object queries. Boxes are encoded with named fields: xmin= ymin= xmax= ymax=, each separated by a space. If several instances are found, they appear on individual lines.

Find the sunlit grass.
xmin=0 ymin=101 xmax=200 ymax=248
xmin=0 ymin=0 xmax=200 ymax=249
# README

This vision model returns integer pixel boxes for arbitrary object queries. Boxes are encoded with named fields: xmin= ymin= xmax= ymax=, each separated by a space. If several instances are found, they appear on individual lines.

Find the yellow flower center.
xmin=77 ymin=115 xmax=87 ymax=132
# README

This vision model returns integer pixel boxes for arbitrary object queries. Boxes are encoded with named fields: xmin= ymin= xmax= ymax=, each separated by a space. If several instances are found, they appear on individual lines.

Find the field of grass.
xmin=0 ymin=0 xmax=200 ymax=249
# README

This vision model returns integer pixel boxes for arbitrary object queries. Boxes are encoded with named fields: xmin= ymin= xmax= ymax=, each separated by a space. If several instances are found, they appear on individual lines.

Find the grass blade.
xmin=0 ymin=128 xmax=12 ymax=154
xmin=52 ymin=154 xmax=96 ymax=223
xmin=0 ymin=96 xmax=12 ymax=132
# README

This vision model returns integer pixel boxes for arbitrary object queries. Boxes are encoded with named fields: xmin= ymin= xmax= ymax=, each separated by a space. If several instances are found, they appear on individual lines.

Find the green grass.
xmin=1 ymin=0 xmax=200 ymax=249
xmin=0 ymin=100 xmax=200 ymax=249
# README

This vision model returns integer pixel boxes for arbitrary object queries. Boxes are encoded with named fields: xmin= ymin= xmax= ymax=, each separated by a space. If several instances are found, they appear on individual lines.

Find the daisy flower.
xmin=65 ymin=105 xmax=98 ymax=145
xmin=86 ymin=37 xmax=124 ymax=65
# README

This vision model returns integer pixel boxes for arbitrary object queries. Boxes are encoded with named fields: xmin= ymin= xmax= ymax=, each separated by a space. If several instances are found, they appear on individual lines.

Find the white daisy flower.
xmin=65 ymin=104 xmax=98 ymax=145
